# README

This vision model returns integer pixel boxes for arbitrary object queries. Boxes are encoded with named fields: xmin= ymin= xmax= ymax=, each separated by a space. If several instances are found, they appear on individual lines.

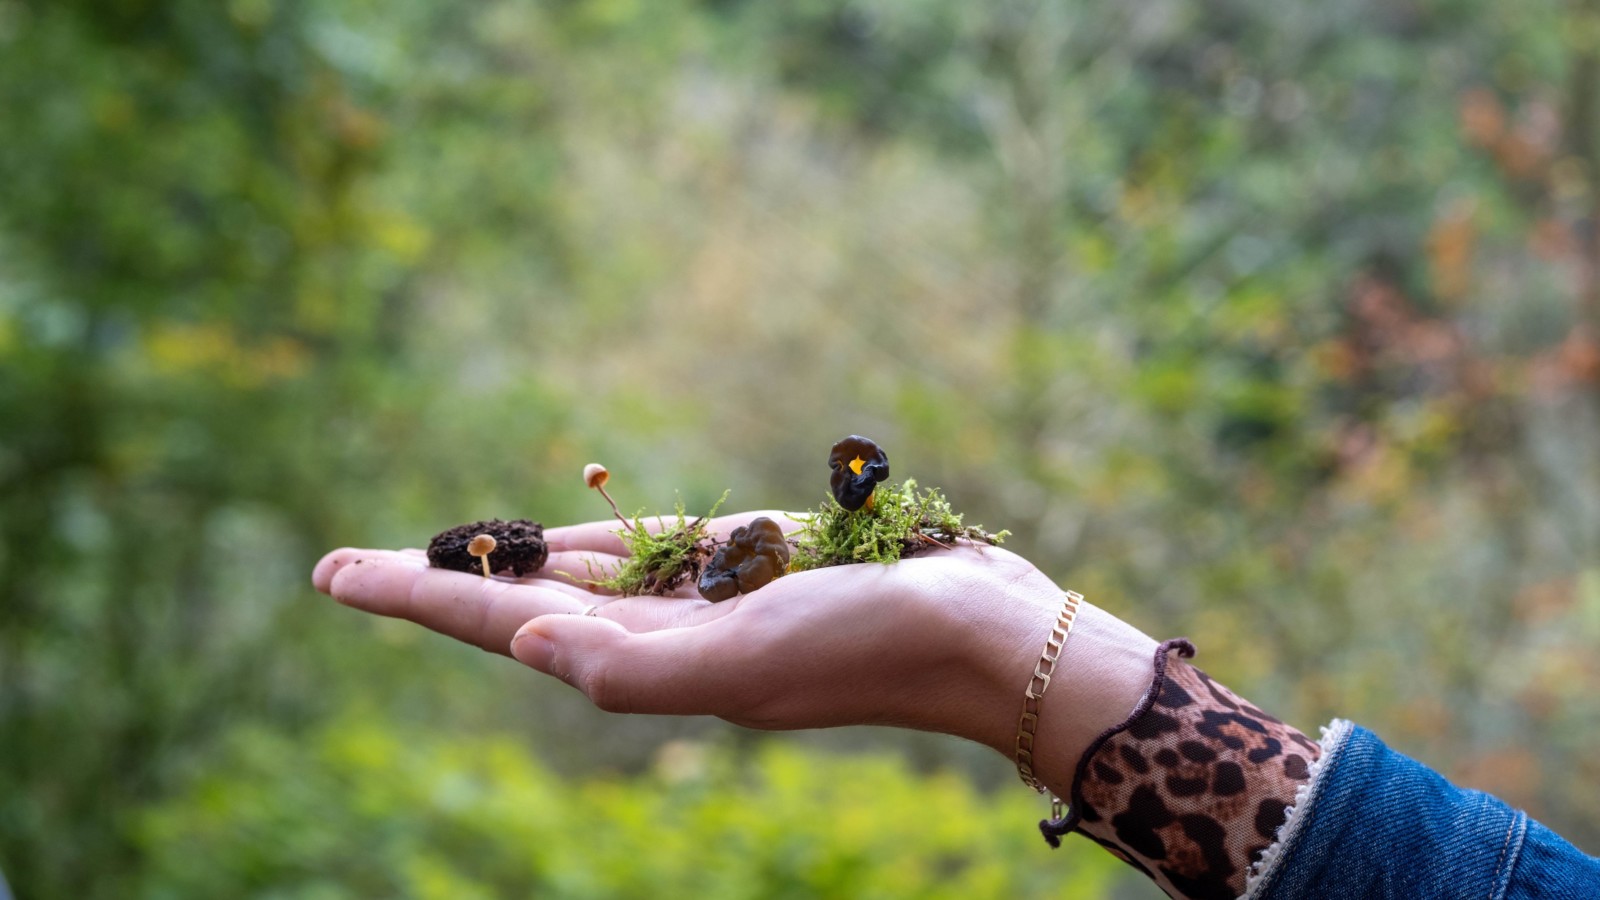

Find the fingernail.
xmin=511 ymin=632 xmax=556 ymax=671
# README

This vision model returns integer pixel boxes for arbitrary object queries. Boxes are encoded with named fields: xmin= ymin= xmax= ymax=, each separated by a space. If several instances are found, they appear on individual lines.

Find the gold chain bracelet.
xmin=1014 ymin=590 xmax=1084 ymax=818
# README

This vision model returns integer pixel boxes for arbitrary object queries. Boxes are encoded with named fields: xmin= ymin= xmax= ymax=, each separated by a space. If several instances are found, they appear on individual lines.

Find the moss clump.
xmin=789 ymin=479 xmax=1008 ymax=572
xmin=590 ymin=492 xmax=728 ymax=596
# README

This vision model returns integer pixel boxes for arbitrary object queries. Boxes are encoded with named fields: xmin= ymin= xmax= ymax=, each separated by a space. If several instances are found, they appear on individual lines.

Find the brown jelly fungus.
xmin=697 ymin=517 xmax=791 ymax=602
xmin=828 ymin=435 xmax=890 ymax=511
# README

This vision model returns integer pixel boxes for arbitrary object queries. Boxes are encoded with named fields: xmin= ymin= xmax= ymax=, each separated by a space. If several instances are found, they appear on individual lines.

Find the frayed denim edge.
xmin=1239 ymin=718 xmax=1355 ymax=900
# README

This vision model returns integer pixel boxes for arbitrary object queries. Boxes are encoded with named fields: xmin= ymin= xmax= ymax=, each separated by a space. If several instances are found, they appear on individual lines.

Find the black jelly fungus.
xmin=828 ymin=435 xmax=890 ymax=511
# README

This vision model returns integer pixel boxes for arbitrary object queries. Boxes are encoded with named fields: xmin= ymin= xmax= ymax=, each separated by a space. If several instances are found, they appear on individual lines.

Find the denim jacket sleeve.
xmin=1245 ymin=721 xmax=1600 ymax=899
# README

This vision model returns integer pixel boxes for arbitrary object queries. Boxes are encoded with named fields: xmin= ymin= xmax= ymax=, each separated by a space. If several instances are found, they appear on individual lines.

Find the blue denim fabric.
xmin=1251 ymin=723 xmax=1600 ymax=899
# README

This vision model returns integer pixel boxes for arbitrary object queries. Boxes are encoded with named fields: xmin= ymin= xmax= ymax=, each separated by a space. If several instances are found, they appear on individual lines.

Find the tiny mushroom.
xmin=467 ymin=533 xmax=497 ymax=578
xmin=697 ymin=517 xmax=791 ymax=602
xmin=828 ymin=435 xmax=890 ymax=512
xmin=583 ymin=462 xmax=633 ymax=531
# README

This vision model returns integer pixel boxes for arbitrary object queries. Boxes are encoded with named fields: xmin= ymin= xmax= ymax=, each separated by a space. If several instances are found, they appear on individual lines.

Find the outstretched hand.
xmin=313 ymin=511 xmax=800 ymax=657
xmin=313 ymin=511 xmax=1157 ymax=775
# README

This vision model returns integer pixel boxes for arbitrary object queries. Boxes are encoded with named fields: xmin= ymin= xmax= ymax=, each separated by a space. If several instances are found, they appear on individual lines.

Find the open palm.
xmin=313 ymin=510 xmax=1064 ymax=752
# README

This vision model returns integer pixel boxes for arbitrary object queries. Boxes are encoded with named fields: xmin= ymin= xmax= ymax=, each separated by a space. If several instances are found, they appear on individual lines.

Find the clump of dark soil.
xmin=427 ymin=519 xmax=548 ymax=577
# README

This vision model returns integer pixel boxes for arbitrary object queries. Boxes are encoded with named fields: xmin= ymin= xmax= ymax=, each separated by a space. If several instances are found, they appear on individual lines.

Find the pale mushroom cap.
xmin=583 ymin=463 xmax=609 ymax=489
xmin=467 ymin=534 xmax=497 ymax=557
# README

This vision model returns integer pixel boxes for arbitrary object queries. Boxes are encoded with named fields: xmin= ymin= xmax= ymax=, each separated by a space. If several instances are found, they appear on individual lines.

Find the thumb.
xmin=511 ymin=614 xmax=748 ymax=716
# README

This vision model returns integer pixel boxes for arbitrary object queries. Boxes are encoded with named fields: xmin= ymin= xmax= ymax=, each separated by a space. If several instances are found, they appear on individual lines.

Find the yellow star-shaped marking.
xmin=849 ymin=456 xmax=866 ymax=475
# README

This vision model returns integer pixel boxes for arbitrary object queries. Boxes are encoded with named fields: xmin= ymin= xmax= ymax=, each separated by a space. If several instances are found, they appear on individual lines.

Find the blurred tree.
xmin=0 ymin=1 xmax=459 ymax=892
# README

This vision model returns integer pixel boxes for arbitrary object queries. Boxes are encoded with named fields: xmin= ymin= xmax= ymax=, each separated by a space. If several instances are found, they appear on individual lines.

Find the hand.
xmin=312 ymin=512 xmax=1158 ymax=789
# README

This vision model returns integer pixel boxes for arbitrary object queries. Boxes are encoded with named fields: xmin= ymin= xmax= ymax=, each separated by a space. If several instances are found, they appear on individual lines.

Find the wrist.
xmin=961 ymin=586 xmax=1159 ymax=797
xmin=1031 ymin=604 xmax=1162 ymax=798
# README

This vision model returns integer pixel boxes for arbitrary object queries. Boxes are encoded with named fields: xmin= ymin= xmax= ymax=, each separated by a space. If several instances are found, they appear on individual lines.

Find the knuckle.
xmin=719 ymin=687 xmax=778 ymax=728
xmin=581 ymin=666 xmax=631 ymax=714
xmin=722 ymin=704 xmax=786 ymax=731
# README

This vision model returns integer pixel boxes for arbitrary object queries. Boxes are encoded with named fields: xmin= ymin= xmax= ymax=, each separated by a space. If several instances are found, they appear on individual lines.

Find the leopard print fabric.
xmin=1066 ymin=640 xmax=1322 ymax=900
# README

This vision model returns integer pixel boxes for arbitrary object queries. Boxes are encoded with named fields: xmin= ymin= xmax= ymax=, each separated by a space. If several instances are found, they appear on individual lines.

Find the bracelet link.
xmin=1014 ymin=590 xmax=1083 ymax=796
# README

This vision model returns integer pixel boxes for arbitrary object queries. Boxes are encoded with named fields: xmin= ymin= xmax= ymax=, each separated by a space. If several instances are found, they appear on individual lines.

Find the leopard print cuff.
xmin=1043 ymin=639 xmax=1322 ymax=900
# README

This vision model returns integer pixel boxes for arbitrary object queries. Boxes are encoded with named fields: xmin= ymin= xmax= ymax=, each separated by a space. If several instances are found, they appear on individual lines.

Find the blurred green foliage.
xmin=134 ymin=717 xmax=1123 ymax=898
xmin=2 ymin=0 xmax=1600 ymax=896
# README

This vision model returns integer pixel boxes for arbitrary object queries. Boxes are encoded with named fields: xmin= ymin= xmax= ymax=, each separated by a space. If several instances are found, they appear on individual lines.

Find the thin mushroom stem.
xmin=584 ymin=463 xmax=635 ymax=532
xmin=596 ymin=483 xmax=633 ymax=532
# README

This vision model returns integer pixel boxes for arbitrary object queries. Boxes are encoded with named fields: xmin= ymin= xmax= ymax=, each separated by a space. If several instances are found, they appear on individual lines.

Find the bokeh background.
xmin=4 ymin=0 xmax=1600 ymax=897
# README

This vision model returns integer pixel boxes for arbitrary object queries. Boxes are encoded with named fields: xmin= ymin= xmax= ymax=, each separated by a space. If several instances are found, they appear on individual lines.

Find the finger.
xmin=542 ymin=516 xmax=709 ymax=555
xmin=535 ymin=551 xmax=629 ymax=594
xmin=542 ymin=519 xmax=634 ymax=556
xmin=510 ymin=614 xmax=755 ymax=715
xmin=317 ymin=546 xmax=624 ymax=596
xmin=544 ymin=510 xmax=805 ymax=555
xmin=583 ymin=595 xmax=742 ymax=631
xmin=326 ymin=552 xmax=736 ymax=649
xmin=314 ymin=547 xmax=420 ymax=593
xmin=330 ymin=556 xmax=584 ymax=655
xmin=511 ymin=577 xmax=602 ymax=601
xmin=705 ymin=510 xmax=806 ymax=540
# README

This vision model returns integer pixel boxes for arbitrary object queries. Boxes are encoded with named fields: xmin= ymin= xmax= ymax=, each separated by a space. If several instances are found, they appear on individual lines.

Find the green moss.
xmin=591 ymin=491 xmax=728 ymax=596
xmin=790 ymin=478 xmax=1008 ymax=571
